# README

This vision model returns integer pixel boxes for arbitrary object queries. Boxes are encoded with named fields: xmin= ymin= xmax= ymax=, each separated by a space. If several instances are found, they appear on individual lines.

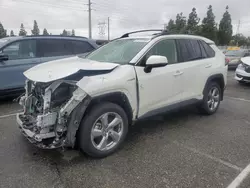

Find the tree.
xmin=43 ymin=28 xmax=49 ymax=35
xmin=218 ymin=6 xmax=233 ymax=45
xmin=10 ymin=30 xmax=15 ymax=36
xmin=31 ymin=20 xmax=40 ymax=35
xmin=201 ymin=5 xmax=217 ymax=42
xmin=71 ymin=29 xmax=75 ymax=36
xmin=19 ymin=23 xmax=27 ymax=36
xmin=61 ymin=29 xmax=68 ymax=36
xmin=175 ymin=12 xmax=187 ymax=34
xmin=166 ymin=19 xmax=176 ymax=34
xmin=187 ymin=8 xmax=200 ymax=34
xmin=0 ymin=22 xmax=7 ymax=38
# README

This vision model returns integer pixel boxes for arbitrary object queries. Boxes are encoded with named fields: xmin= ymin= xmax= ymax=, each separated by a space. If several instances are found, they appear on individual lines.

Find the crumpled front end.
xmin=16 ymin=79 xmax=89 ymax=149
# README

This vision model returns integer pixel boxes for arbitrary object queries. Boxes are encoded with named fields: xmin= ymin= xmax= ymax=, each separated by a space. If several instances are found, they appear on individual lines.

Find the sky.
xmin=0 ymin=0 xmax=250 ymax=39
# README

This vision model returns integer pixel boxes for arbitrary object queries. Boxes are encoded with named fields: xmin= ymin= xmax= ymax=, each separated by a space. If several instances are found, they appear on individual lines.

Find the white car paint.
xmin=24 ymin=56 xmax=119 ymax=82
xmin=235 ymin=57 xmax=250 ymax=82
xmin=23 ymin=34 xmax=226 ymax=120
xmin=76 ymin=65 xmax=138 ymax=118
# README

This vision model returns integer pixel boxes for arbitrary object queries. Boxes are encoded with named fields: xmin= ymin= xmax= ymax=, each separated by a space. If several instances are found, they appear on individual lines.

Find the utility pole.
xmin=88 ymin=0 xmax=92 ymax=39
xmin=108 ymin=17 xmax=110 ymax=41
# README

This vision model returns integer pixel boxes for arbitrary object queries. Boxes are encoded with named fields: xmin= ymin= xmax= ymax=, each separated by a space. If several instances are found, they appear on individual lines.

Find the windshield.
xmin=225 ymin=50 xmax=245 ymax=57
xmin=86 ymin=39 xmax=149 ymax=64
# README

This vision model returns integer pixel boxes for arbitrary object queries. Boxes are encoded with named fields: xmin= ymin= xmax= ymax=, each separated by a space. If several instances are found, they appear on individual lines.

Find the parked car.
xmin=0 ymin=35 xmax=98 ymax=98
xmin=235 ymin=57 xmax=250 ymax=84
xmin=16 ymin=30 xmax=227 ymax=158
xmin=225 ymin=49 xmax=250 ymax=69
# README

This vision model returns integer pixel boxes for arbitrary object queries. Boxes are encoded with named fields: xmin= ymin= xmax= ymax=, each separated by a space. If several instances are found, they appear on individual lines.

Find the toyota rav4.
xmin=16 ymin=30 xmax=228 ymax=158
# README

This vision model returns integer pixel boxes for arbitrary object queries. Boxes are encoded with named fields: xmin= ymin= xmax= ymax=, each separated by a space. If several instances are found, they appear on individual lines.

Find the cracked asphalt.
xmin=0 ymin=70 xmax=250 ymax=188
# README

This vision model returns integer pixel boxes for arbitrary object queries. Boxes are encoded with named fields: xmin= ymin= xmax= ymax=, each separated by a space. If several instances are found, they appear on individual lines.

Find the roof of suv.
xmin=118 ymin=34 xmax=215 ymax=44
xmin=117 ymin=30 xmax=215 ymax=44
xmin=0 ymin=35 xmax=99 ymax=49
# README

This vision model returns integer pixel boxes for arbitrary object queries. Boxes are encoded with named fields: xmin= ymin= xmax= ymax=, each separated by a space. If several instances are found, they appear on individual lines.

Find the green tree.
xmin=232 ymin=34 xmax=248 ymax=46
xmin=166 ymin=19 xmax=176 ymax=34
xmin=0 ymin=22 xmax=7 ymax=38
xmin=61 ymin=29 xmax=68 ymax=36
xmin=10 ymin=30 xmax=15 ymax=36
xmin=31 ymin=20 xmax=40 ymax=35
xmin=175 ymin=12 xmax=187 ymax=34
xmin=218 ymin=6 xmax=233 ymax=45
xmin=19 ymin=23 xmax=27 ymax=36
xmin=71 ymin=29 xmax=75 ymax=36
xmin=201 ymin=5 xmax=217 ymax=42
xmin=187 ymin=8 xmax=200 ymax=34
xmin=43 ymin=28 xmax=49 ymax=35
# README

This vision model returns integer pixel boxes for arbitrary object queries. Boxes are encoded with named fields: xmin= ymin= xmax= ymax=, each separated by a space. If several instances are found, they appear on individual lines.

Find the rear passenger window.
xmin=177 ymin=39 xmax=202 ymax=62
xmin=199 ymin=40 xmax=215 ymax=58
xmin=37 ymin=39 xmax=73 ymax=57
xmin=70 ymin=40 xmax=94 ymax=54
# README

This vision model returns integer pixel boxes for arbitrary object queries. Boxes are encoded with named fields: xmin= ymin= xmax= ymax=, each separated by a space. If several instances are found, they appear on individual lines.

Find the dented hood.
xmin=24 ymin=56 xmax=119 ymax=82
xmin=241 ymin=57 xmax=250 ymax=66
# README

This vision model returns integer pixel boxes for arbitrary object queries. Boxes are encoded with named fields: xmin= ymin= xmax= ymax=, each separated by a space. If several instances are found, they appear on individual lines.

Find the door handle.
xmin=174 ymin=70 xmax=183 ymax=76
xmin=205 ymin=64 xmax=212 ymax=68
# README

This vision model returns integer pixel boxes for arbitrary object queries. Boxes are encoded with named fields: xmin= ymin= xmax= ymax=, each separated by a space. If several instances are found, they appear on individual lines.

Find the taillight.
xmin=225 ymin=58 xmax=230 ymax=66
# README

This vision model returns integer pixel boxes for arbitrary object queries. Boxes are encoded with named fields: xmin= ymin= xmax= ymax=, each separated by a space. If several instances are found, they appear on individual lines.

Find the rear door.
xmin=176 ymin=39 xmax=215 ymax=100
xmin=0 ymin=39 xmax=41 ymax=90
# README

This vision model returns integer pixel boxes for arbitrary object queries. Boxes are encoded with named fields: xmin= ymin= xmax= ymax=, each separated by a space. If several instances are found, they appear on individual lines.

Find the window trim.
xmin=135 ymin=38 xmax=179 ymax=66
xmin=1 ymin=39 xmax=38 ymax=60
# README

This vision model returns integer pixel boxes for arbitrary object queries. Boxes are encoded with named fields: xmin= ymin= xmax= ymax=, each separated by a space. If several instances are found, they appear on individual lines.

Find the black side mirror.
xmin=0 ymin=53 xmax=9 ymax=61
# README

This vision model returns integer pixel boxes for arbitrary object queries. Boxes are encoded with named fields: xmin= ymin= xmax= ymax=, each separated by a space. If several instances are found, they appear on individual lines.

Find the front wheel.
xmin=199 ymin=82 xmax=221 ymax=115
xmin=78 ymin=102 xmax=128 ymax=158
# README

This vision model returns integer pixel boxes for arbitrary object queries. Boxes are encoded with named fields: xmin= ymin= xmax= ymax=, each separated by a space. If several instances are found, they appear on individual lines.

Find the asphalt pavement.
xmin=0 ymin=70 xmax=250 ymax=188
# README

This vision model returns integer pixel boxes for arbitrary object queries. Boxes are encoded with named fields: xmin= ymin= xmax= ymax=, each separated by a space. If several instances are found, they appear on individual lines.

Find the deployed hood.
xmin=24 ymin=56 xmax=119 ymax=82
xmin=241 ymin=57 xmax=250 ymax=66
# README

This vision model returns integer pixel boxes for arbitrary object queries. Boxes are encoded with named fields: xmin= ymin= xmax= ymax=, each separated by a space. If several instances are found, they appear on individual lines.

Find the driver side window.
xmin=2 ymin=40 xmax=37 ymax=60
xmin=140 ymin=39 xmax=177 ymax=66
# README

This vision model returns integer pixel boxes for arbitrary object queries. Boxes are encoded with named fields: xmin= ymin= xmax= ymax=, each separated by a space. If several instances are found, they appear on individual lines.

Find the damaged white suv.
xmin=17 ymin=30 xmax=228 ymax=158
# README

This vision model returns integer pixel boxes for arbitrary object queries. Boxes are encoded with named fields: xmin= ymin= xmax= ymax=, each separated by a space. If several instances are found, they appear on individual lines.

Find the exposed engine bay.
xmin=17 ymin=79 xmax=89 ymax=149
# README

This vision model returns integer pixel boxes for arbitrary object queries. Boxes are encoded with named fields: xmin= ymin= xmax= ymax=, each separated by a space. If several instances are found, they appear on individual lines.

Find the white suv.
xmin=16 ymin=30 xmax=228 ymax=158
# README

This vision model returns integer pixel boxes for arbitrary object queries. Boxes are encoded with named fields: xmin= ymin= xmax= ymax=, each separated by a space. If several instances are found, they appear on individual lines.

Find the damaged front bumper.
xmin=16 ymin=80 xmax=91 ymax=149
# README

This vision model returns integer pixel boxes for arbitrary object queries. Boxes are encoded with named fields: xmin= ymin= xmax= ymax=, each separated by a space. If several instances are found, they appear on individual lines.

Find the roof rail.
xmin=25 ymin=35 xmax=88 ymax=39
xmin=120 ymin=29 xmax=168 ymax=38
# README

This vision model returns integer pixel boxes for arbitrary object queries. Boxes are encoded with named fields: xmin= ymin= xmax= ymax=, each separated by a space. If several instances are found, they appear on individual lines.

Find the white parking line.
xmin=227 ymin=164 xmax=250 ymax=188
xmin=0 ymin=111 xmax=21 ymax=119
xmin=225 ymin=96 xmax=250 ymax=103
xmin=173 ymin=141 xmax=242 ymax=171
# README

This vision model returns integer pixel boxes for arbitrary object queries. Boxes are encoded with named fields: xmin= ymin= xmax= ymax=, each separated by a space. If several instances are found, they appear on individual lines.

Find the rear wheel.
xmin=199 ymin=82 xmax=221 ymax=115
xmin=78 ymin=102 xmax=128 ymax=158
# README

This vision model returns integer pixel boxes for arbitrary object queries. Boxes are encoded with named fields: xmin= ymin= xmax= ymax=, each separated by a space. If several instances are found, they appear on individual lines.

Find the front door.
xmin=0 ymin=39 xmax=40 ymax=91
xmin=134 ymin=39 xmax=184 ymax=117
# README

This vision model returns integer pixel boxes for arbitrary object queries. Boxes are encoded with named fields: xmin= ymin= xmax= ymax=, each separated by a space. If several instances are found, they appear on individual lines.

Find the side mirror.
xmin=0 ymin=53 xmax=9 ymax=62
xmin=144 ymin=55 xmax=168 ymax=73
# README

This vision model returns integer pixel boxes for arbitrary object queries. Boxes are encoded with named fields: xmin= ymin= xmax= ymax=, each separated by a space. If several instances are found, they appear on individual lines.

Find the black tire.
xmin=78 ymin=102 xmax=128 ymax=158
xmin=199 ymin=82 xmax=221 ymax=115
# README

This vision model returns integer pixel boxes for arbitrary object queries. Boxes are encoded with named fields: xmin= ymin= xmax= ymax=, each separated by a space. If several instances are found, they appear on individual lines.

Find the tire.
xmin=78 ymin=102 xmax=128 ymax=158
xmin=199 ymin=82 xmax=221 ymax=115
